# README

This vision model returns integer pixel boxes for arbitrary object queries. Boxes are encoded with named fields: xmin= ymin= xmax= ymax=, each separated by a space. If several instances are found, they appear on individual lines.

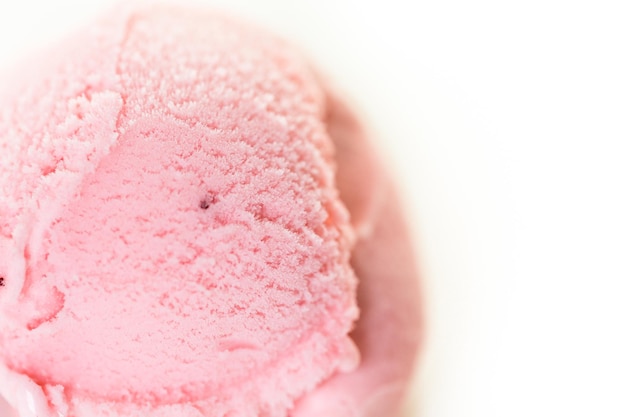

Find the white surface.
xmin=1 ymin=1 xmax=626 ymax=416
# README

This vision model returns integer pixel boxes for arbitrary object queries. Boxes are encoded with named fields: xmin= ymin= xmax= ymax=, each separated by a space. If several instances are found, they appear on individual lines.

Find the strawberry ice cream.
xmin=0 ymin=4 xmax=421 ymax=417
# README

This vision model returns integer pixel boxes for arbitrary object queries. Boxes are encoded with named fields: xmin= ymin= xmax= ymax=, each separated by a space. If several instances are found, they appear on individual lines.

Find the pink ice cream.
xmin=0 ymin=4 xmax=421 ymax=417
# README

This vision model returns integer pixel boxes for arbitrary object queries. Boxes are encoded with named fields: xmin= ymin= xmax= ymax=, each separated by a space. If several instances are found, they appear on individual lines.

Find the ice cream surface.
xmin=0 ymin=3 xmax=421 ymax=417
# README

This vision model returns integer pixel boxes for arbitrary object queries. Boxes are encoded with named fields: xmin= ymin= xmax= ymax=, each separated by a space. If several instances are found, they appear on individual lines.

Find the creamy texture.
xmin=291 ymin=93 xmax=422 ymax=417
xmin=0 ymin=5 xmax=359 ymax=417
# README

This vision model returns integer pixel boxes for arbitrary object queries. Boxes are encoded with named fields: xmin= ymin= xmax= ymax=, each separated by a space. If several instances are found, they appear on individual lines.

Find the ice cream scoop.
xmin=0 ymin=4 xmax=421 ymax=417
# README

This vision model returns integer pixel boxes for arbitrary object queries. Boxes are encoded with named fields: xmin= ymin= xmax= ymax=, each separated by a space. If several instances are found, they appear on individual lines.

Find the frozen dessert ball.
xmin=0 ymin=3 xmax=421 ymax=417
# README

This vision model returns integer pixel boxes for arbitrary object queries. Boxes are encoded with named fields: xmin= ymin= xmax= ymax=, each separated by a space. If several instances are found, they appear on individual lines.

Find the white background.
xmin=1 ymin=1 xmax=625 ymax=416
